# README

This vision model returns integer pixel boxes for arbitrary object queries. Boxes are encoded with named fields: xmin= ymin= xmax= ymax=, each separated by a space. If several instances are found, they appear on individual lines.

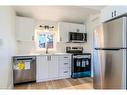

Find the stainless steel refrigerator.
xmin=93 ymin=17 xmax=127 ymax=89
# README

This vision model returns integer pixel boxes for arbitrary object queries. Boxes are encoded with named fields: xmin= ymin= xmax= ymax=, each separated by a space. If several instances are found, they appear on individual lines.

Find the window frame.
xmin=35 ymin=29 xmax=56 ymax=51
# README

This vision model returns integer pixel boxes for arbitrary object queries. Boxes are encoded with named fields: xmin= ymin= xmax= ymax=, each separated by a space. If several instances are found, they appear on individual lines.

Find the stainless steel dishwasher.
xmin=13 ymin=56 xmax=36 ymax=84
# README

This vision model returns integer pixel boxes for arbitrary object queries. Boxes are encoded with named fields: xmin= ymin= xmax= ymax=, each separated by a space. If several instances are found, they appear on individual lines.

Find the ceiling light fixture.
xmin=39 ymin=25 xmax=54 ymax=32
xmin=39 ymin=25 xmax=54 ymax=29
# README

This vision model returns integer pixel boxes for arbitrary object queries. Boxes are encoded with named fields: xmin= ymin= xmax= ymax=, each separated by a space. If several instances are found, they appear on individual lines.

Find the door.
xmin=101 ymin=7 xmax=114 ymax=22
xmin=36 ymin=56 xmax=48 ymax=81
xmin=94 ymin=49 xmax=126 ymax=89
xmin=103 ymin=17 xmax=126 ymax=48
xmin=13 ymin=58 xmax=36 ymax=84
xmin=69 ymin=23 xmax=85 ymax=33
xmin=16 ymin=16 xmax=35 ymax=41
xmin=58 ymin=22 xmax=69 ymax=42
xmin=48 ymin=56 xmax=59 ymax=78
xmin=103 ymin=49 xmax=126 ymax=89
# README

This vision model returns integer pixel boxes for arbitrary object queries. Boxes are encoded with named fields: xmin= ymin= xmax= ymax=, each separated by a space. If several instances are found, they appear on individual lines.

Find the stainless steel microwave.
xmin=69 ymin=32 xmax=87 ymax=43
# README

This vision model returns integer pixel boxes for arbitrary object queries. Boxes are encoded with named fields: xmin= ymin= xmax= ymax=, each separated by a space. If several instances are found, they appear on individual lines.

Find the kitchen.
xmin=0 ymin=6 xmax=126 ymax=89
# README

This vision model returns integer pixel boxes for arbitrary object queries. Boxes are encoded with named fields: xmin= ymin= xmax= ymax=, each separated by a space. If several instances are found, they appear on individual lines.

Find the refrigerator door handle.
xmin=95 ymin=48 xmax=127 ymax=50
xmin=95 ymin=48 xmax=121 ymax=50
xmin=120 ymin=48 xmax=127 ymax=49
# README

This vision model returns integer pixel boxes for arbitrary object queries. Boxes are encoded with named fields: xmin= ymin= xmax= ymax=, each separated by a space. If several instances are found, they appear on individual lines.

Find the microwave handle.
xmin=83 ymin=33 xmax=85 ymax=41
xmin=68 ymin=32 xmax=71 ymax=42
xmin=83 ymin=33 xmax=87 ymax=41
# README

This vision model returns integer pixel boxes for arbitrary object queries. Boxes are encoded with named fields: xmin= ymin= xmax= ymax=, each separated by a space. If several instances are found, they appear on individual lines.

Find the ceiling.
xmin=13 ymin=6 xmax=105 ymax=23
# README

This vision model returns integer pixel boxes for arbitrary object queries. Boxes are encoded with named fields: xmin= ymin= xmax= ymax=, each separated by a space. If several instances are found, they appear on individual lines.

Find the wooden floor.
xmin=14 ymin=77 xmax=93 ymax=89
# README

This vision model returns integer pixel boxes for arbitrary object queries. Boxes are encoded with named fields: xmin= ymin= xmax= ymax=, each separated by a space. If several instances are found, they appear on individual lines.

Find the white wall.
xmin=0 ymin=7 xmax=16 ymax=89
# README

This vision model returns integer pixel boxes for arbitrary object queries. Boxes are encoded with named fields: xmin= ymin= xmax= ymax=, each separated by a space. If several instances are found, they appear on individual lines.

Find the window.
xmin=35 ymin=29 xmax=55 ymax=50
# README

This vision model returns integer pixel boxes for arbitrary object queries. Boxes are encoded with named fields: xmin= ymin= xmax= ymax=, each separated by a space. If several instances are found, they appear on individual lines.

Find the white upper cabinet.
xmin=16 ymin=16 xmax=35 ymax=41
xmin=68 ymin=23 xmax=85 ymax=33
xmin=58 ymin=22 xmax=69 ymax=42
xmin=101 ymin=7 xmax=114 ymax=22
xmin=58 ymin=22 xmax=85 ymax=42
xmin=101 ymin=6 xmax=127 ymax=22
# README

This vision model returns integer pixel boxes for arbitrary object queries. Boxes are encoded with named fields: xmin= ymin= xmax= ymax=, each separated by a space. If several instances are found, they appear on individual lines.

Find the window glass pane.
xmin=38 ymin=33 xmax=46 ymax=48
xmin=47 ymin=34 xmax=53 ymax=48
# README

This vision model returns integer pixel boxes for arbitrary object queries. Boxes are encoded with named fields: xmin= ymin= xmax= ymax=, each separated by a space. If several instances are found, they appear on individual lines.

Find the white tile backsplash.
xmin=16 ymin=41 xmax=36 ymax=54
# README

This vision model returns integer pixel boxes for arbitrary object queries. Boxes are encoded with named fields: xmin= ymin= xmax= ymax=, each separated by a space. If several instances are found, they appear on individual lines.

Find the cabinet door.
xmin=69 ymin=23 xmax=85 ymax=33
xmin=101 ymin=6 xmax=127 ymax=22
xmin=101 ymin=7 xmax=114 ymax=22
xmin=59 ymin=68 xmax=71 ymax=77
xmin=36 ymin=56 xmax=48 ymax=81
xmin=58 ymin=22 xmax=69 ymax=42
xmin=16 ymin=16 xmax=35 ymax=41
xmin=58 ymin=22 xmax=85 ymax=42
xmin=114 ymin=6 xmax=127 ymax=17
xmin=48 ymin=56 xmax=59 ymax=78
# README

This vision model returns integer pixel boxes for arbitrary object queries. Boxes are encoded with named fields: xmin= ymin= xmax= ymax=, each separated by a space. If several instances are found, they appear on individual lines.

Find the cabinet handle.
xmin=112 ymin=12 xmax=113 ymax=17
xmin=60 ymin=37 xmax=62 ymax=41
xmin=64 ymin=57 xmax=68 ymax=58
xmin=47 ymin=56 xmax=51 ymax=61
xmin=114 ymin=10 xmax=116 ymax=16
xmin=47 ymin=56 xmax=49 ymax=61
xmin=49 ymin=56 xmax=51 ymax=61
xmin=64 ymin=71 xmax=68 ymax=73
xmin=32 ymin=36 xmax=34 ymax=41
xmin=64 ymin=63 xmax=69 ymax=65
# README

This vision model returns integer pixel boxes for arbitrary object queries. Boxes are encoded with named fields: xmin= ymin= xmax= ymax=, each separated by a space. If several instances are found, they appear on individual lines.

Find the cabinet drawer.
xmin=59 ymin=62 xmax=71 ymax=68
xmin=60 ymin=56 xmax=71 ymax=62
xmin=63 ymin=56 xmax=71 ymax=59
xmin=59 ymin=68 xmax=71 ymax=77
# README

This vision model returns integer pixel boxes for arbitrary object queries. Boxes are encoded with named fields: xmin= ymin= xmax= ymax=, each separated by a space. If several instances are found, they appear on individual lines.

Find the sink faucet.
xmin=45 ymin=42 xmax=48 ymax=54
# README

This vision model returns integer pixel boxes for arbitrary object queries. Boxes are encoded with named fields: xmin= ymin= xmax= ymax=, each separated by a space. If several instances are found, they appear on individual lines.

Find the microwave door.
xmin=69 ymin=32 xmax=85 ymax=42
xmin=71 ymin=33 xmax=81 ymax=40
xmin=76 ymin=33 xmax=83 ymax=41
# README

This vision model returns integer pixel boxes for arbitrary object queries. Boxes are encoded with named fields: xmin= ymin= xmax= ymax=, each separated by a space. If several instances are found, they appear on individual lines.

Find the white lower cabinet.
xmin=36 ymin=56 xmax=48 ymax=82
xmin=58 ymin=55 xmax=71 ymax=78
xmin=48 ymin=56 xmax=59 ymax=79
xmin=36 ymin=55 xmax=71 ymax=82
